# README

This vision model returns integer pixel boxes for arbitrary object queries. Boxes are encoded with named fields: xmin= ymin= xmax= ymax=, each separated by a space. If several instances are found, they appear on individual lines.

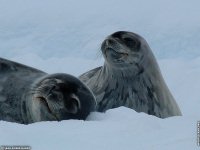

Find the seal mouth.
xmin=106 ymin=48 xmax=129 ymax=56
xmin=104 ymin=47 xmax=129 ymax=64
xmin=102 ymin=38 xmax=129 ymax=58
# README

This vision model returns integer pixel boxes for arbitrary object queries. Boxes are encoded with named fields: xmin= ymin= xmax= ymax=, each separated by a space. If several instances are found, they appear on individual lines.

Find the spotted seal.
xmin=0 ymin=58 xmax=96 ymax=124
xmin=79 ymin=31 xmax=182 ymax=118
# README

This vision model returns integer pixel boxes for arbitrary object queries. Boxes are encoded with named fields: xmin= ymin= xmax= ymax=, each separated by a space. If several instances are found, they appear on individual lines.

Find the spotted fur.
xmin=79 ymin=31 xmax=182 ymax=118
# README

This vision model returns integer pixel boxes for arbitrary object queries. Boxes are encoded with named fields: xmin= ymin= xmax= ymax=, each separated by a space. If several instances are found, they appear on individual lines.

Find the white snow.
xmin=0 ymin=0 xmax=200 ymax=149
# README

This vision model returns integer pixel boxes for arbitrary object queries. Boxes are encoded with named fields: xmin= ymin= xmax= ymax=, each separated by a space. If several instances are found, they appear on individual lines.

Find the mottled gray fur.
xmin=0 ymin=58 xmax=96 ymax=124
xmin=79 ymin=31 xmax=182 ymax=118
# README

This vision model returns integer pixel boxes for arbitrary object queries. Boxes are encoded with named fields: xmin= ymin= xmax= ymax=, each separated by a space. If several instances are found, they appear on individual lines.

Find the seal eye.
xmin=65 ymin=96 xmax=81 ymax=114
xmin=123 ymin=37 xmax=136 ymax=47
xmin=123 ymin=37 xmax=140 ymax=51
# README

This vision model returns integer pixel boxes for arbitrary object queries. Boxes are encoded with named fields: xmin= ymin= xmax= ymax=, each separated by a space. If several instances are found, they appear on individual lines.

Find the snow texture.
xmin=0 ymin=0 xmax=200 ymax=149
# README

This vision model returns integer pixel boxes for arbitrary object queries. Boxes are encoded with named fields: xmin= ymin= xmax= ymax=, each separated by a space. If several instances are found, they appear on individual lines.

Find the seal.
xmin=79 ymin=31 xmax=182 ymax=118
xmin=0 ymin=58 xmax=96 ymax=124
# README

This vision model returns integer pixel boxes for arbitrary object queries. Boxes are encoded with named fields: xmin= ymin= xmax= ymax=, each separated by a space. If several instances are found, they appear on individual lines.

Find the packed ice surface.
xmin=0 ymin=0 xmax=199 ymax=150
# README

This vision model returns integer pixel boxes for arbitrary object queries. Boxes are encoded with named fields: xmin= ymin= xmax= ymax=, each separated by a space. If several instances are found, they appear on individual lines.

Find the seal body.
xmin=0 ymin=58 xmax=96 ymax=124
xmin=79 ymin=31 xmax=182 ymax=118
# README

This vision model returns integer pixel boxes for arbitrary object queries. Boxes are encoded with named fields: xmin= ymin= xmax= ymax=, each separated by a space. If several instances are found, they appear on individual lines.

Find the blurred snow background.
xmin=0 ymin=0 xmax=199 ymax=149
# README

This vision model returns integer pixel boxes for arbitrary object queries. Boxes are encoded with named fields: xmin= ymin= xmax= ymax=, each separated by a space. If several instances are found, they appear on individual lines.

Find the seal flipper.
xmin=0 ymin=57 xmax=45 ymax=74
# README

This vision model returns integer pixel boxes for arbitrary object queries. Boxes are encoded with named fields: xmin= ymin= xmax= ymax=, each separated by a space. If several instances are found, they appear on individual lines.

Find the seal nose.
xmin=105 ymin=39 xmax=113 ymax=46
xmin=105 ymin=38 xmax=116 ymax=47
xmin=101 ymin=38 xmax=113 ymax=51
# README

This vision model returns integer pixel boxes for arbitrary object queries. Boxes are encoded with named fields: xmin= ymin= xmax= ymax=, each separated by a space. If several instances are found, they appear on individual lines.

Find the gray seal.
xmin=79 ymin=31 xmax=182 ymax=118
xmin=0 ymin=58 xmax=96 ymax=124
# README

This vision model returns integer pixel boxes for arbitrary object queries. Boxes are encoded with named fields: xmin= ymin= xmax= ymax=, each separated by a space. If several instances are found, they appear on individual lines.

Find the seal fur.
xmin=79 ymin=31 xmax=182 ymax=118
xmin=0 ymin=58 xmax=96 ymax=124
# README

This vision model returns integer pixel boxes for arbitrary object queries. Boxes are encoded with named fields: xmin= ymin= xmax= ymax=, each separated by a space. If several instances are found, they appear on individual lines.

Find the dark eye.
xmin=123 ymin=37 xmax=140 ymax=51
xmin=123 ymin=37 xmax=136 ymax=47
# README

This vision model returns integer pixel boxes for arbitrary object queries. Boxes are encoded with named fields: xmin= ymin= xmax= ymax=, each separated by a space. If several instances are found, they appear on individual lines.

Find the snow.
xmin=0 ymin=108 xmax=197 ymax=150
xmin=0 ymin=0 xmax=199 ymax=149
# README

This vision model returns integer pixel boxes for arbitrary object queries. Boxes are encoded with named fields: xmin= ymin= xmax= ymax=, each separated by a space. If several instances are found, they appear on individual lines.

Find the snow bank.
xmin=0 ymin=107 xmax=197 ymax=150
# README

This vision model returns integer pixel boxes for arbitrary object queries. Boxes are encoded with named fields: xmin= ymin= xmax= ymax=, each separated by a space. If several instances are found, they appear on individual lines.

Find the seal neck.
xmin=101 ymin=62 xmax=144 ymax=80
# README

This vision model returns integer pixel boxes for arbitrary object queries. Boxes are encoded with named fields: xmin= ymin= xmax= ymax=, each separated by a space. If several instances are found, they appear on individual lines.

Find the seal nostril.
xmin=105 ymin=39 xmax=115 ymax=46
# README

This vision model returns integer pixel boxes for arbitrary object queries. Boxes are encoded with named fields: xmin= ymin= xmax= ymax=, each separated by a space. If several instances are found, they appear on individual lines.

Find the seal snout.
xmin=102 ymin=38 xmax=128 ymax=57
xmin=101 ymin=38 xmax=116 ymax=51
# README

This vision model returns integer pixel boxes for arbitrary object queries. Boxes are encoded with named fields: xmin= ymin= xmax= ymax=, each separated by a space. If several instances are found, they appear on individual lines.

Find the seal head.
xmin=102 ymin=31 xmax=143 ymax=69
xmin=28 ymin=73 xmax=96 ymax=122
